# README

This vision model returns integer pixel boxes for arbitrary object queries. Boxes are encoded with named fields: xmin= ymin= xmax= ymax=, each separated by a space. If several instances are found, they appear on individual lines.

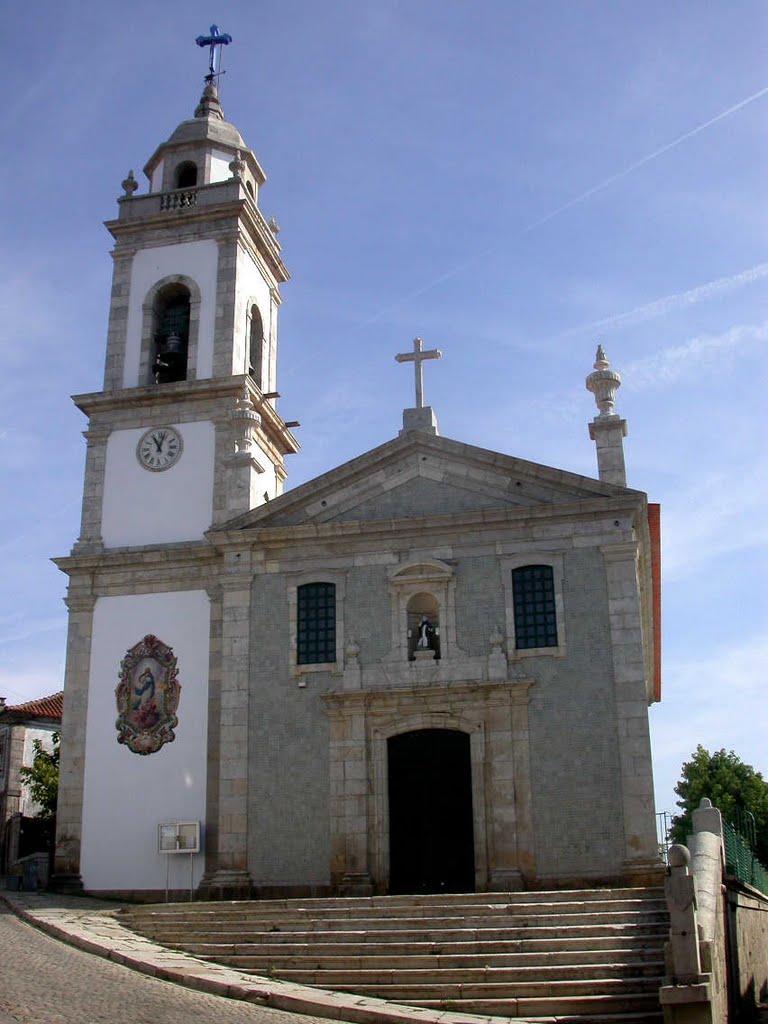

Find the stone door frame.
xmin=322 ymin=678 xmax=535 ymax=895
xmin=371 ymin=710 xmax=487 ymax=893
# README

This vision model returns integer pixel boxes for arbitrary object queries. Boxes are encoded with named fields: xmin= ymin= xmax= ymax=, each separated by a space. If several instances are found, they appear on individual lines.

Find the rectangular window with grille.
xmin=512 ymin=565 xmax=558 ymax=649
xmin=297 ymin=582 xmax=336 ymax=664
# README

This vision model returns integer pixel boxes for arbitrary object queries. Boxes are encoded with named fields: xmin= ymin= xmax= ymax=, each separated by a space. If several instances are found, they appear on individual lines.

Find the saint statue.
xmin=417 ymin=615 xmax=434 ymax=649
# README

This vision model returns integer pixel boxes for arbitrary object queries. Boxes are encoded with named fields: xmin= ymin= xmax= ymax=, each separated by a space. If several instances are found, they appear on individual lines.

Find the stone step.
xmin=332 ymin=976 xmax=661 ymax=999
xmin=133 ymin=910 xmax=668 ymax=937
xmin=410 ymin=992 xmax=662 ymax=1017
xmin=119 ymin=887 xmax=668 ymax=1021
xmin=142 ymin=922 xmax=668 ymax=947
xmin=241 ymin=962 xmax=665 ymax=986
xmin=120 ymin=887 xmax=664 ymax=917
xmin=121 ymin=896 xmax=666 ymax=924
xmin=182 ymin=943 xmax=664 ymax=968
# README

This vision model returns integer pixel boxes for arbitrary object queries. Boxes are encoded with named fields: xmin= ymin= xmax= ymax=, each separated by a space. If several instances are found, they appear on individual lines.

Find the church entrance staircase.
xmin=120 ymin=887 xmax=667 ymax=1021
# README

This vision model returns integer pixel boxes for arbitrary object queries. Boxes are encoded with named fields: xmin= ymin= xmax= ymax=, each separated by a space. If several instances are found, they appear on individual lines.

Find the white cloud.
xmin=625 ymin=321 xmax=768 ymax=387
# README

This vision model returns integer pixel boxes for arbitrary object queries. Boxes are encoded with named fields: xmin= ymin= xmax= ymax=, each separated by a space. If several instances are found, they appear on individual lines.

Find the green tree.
xmin=19 ymin=731 xmax=60 ymax=820
xmin=670 ymin=745 xmax=768 ymax=863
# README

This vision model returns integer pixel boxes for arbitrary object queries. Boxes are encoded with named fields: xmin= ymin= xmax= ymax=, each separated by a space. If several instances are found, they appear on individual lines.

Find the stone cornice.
xmin=209 ymin=494 xmax=648 ymax=549
xmin=53 ymin=540 xmax=218 ymax=577
xmin=321 ymin=678 xmax=534 ymax=712
xmin=71 ymin=376 xmax=300 ymax=457
xmin=74 ymin=376 xmax=245 ymax=414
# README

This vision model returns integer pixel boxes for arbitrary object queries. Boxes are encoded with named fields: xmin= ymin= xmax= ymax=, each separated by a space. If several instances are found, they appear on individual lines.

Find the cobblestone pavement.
xmin=0 ymin=904 xmax=343 ymax=1024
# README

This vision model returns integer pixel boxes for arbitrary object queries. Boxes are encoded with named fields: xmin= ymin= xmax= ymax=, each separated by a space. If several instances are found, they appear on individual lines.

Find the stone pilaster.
xmin=601 ymin=541 xmax=661 ymax=878
xmin=326 ymin=703 xmax=373 ymax=896
xmin=198 ymin=564 xmax=253 ymax=899
xmin=102 ymin=249 xmax=135 ymax=391
xmin=222 ymin=389 xmax=265 ymax=522
xmin=486 ymin=682 xmax=534 ymax=889
xmin=212 ymin=235 xmax=240 ymax=378
xmin=72 ymin=425 xmax=108 ymax=555
xmin=50 ymin=588 xmax=96 ymax=893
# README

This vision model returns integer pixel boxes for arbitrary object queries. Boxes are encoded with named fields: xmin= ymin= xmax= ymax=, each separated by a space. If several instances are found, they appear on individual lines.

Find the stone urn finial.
xmin=586 ymin=344 xmax=622 ymax=418
xmin=229 ymin=149 xmax=246 ymax=180
xmin=121 ymin=170 xmax=138 ymax=197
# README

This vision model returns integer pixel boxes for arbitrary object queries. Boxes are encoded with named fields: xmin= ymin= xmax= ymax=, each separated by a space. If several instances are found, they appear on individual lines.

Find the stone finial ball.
xmin=668 ymin=844 xmax=691 ymax=868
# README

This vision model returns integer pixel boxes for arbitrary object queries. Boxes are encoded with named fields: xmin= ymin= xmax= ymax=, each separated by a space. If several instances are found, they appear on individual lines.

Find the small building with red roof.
xmin=0 ymin=692 xmax=63 ymax=878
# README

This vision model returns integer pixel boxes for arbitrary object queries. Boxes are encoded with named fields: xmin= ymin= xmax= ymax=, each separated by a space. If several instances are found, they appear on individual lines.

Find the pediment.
xmin=389 ymin=558 xmax=454 ymax=583
xmin=224 ymin=432 xmax=635 ymax=532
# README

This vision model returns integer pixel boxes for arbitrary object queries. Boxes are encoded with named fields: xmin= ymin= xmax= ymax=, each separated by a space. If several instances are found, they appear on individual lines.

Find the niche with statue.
xmin=406 ymin=592 xmax=441 ymax=661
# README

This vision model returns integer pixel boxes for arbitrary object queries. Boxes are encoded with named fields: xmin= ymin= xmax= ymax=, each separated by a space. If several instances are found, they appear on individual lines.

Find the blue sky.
xmin=0 ymin=1 xmax=765 ymax=823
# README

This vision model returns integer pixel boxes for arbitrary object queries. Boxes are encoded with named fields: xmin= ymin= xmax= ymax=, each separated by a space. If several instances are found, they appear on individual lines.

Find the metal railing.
xmin=657 ymin=810 xmax=672 ymax=864
xmin=723 ymin=809 xmax=768 ymax=895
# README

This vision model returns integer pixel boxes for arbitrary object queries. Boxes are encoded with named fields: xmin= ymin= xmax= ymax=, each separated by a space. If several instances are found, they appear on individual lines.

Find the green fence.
xmin=723 ymin=813 xmax=768 ymax=895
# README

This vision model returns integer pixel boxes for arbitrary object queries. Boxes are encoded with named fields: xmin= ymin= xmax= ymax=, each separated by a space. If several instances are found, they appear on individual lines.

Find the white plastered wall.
xmin=209 ymin=149 xmax=233 ymax=184
xmin=148 ymin=159 xmax=164 ymax=193
xmin=81 ymin=591 xmax=209 ymax=892
xmin=101 ymin=421 xmax=215 ymax=547
xmin=122 ymin=241 xmax=218 ymax=387
xmin=234 ymin=248 xmax=274 ymax=385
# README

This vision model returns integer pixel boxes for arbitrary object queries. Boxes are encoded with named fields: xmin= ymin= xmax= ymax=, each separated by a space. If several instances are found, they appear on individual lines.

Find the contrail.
xmin=353 ymin=84 xmax=768 ymax=332
xmin=559 ymin=261 xmax=768 ymax=338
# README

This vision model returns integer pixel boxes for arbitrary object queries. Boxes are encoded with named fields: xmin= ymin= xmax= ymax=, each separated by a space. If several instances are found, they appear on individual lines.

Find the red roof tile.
xmin=3 ymin=692 xmax=63 ymax=721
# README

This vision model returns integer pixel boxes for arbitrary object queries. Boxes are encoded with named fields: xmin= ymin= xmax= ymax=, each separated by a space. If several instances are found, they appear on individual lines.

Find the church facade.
xmin=53 ymin=78 xmax=662 ymax=900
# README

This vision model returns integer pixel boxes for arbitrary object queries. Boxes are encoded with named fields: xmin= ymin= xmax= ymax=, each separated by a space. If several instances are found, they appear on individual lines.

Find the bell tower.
xmin=52 ymin=37 xmax=300 ymax=898
xmin=74 ymin=63 xmax=298 ymax=554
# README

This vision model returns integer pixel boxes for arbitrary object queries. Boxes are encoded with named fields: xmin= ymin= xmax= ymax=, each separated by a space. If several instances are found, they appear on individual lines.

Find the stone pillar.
xmin=198 ymin=564 xmax=253 ymax=899
xmin=586 ymin=345 xmax=628 ymax=486
xmin=601 ymin=541 xmax=661 ymax=879
xmin=659 ymin=844 xmax=718 ymax=1024
xmin=589 ymin=416 xmax=628 ymax=486
xmin=50 ymin=587 xmax=96 ymax=893
xmin=72 ymin=425 xmax=108 ymax=555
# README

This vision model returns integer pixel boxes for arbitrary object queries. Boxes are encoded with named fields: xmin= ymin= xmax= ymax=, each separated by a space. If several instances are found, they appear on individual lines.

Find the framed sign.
xmin=158 ymin=821 xmax=200 ymax=854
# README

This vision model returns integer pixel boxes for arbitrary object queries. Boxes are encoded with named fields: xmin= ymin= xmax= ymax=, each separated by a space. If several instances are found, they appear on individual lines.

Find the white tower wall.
xmin=101 ymin=421 xmax=215 ymax=547
xmin=80 ymin=591 xmax=210 ymax=892
xmin=122 ymin=241 xmax=219 ymax=388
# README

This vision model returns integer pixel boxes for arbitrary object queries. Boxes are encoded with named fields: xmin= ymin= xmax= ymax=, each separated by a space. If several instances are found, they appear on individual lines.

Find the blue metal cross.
xmin=195 ymin=25 xmax=232 ymax=82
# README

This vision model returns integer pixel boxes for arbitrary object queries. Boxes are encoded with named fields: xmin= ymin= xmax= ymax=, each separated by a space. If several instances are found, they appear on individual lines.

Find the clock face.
xmin=136 ymin=426 xmax=183 ymax=472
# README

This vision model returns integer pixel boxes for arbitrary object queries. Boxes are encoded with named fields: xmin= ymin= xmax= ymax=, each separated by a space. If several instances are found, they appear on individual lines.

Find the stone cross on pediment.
xmin=395 ymin=337 xmax=442 ymax=409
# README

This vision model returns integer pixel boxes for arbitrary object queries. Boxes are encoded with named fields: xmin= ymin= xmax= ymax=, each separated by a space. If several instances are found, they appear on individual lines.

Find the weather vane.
xmin=195 ymin=24 xmax=232 ymax=83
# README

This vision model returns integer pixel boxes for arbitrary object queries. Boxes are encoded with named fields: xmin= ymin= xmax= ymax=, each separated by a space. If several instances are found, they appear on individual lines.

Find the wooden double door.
xmin=387 ymin=729 xmax=475 ymax=894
